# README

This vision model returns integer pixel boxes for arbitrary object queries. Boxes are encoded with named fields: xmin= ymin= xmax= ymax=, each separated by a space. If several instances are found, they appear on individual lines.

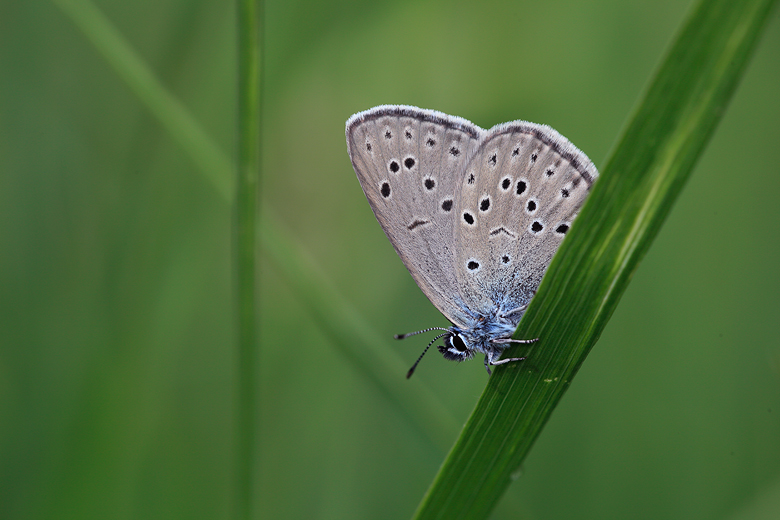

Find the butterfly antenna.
xmin=394 ymin=327 xmax=449 ymax=340
xmin=406 ymin=332 xmax=449 ymax=379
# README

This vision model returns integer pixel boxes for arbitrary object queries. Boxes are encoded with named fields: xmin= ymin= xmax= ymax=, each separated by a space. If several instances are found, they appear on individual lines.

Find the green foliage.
xmin=1 ymin=1 xmax=779 ymax=519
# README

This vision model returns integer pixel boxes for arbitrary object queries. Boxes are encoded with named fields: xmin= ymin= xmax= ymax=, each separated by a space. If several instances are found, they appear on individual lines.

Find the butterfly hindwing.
xmin=453 ymin=122 xmax=598 ymax=316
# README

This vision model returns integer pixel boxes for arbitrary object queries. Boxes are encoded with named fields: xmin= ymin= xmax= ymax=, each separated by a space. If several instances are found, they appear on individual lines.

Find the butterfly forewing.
xmin=346 ymin=106 xmax=483 ymax=327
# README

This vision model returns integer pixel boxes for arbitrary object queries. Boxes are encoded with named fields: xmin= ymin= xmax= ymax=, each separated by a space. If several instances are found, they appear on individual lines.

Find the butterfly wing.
xmin=346 ymin=105 xmax=483 ymax=328
xmin=452 ymin=122 xmax=598 ymax=316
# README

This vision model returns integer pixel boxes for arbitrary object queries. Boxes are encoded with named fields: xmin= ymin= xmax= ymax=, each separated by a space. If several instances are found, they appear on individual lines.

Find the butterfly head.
xmin=437 ymin=331 xmax=475 ymax=362
xmin=399 ymin=315 xmax=532 ymax=377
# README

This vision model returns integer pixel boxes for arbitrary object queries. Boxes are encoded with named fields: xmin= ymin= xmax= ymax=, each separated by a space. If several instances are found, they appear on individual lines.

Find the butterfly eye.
xmin=451 ymin=334 xmax=468 ymax=352
xmin=438 ymin=334 xmax=472 ymax=362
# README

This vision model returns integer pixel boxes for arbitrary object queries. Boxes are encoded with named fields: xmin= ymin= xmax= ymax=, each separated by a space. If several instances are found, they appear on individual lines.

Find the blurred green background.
xmin=2 ymin=0 xmax=780 ymax=519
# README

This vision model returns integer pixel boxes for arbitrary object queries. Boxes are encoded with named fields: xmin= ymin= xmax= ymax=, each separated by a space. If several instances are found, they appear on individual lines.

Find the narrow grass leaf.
xmin=235 ymin=0 xmax=262 ymax=518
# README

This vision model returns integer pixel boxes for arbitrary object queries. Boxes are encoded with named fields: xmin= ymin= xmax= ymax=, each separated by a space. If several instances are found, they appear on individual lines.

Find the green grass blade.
xmin=412 ymin=0 xmax=778 ymax=518
xmin=235 ymin=0 xmax=262 ymax=518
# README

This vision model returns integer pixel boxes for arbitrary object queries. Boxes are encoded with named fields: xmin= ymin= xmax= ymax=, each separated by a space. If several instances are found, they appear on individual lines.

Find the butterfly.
xmin=346 ymin=106 xmax=598 ymax=377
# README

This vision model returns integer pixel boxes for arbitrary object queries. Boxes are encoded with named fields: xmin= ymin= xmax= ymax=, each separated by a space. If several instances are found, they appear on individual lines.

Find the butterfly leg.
xmin=500 ymin=303 xmax=529 ymax=318
xmin=484 ymin=354 xmax=527 ymax=375
xmin=491 ymin=337 xmax=539 ymax=345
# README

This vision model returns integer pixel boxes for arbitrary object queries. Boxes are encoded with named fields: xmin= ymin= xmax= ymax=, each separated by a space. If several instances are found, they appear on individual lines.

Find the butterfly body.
xmin=346 ymin=105 xmax=597 ymax=374
xmin=440 ymin=311 xmax=518 ymax=360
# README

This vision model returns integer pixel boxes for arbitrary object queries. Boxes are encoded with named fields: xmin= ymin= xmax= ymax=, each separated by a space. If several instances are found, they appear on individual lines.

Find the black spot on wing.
xmin=489 ymin=227 xmax=516 ymax=239
xmin=407 ymin=219 xmax=430 ymax=231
